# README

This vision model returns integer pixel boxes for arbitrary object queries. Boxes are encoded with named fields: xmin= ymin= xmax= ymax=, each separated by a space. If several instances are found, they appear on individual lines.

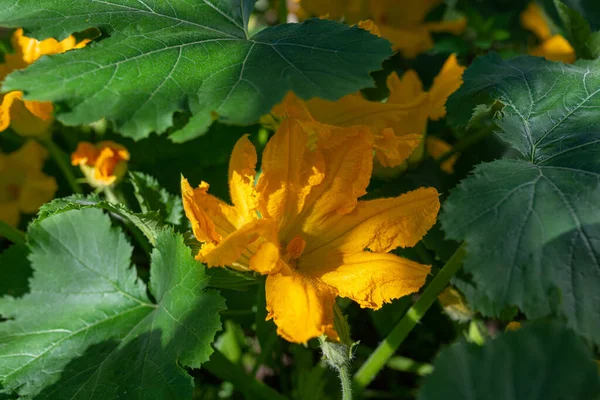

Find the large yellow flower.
xmin=520 ymin=2 xmax=575 ymax=63
xmin=0 ymin=141 xmax=57 ymax=227
xmin=301 ymin=0 xmax=466 ymax=58
xmin=0 ymin=29 xmax=88 ymax=137
xmin=182 ymin=106 xmax=440 ymax=343
xmin=268 ymin=53 xmax=464 ymax=168
xmin=71 ymin=141 xmax=130 ymax=187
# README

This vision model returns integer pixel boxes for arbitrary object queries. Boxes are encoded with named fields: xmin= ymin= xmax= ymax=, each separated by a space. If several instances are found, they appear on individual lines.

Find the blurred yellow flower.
xmin=0 ymin=141 xmax=57 ymax=227
xmin=71 ymin=141 xmax=130 ymax=188
xmin=520 ymin=3 xmax=575 ymax=63
xmin=0 ymin=29 xmax=88 ymax=137
xmin=182 ymin=108 xmax=440 ymax=343
xmin=302 ymin=0 xmax=466 ymax=58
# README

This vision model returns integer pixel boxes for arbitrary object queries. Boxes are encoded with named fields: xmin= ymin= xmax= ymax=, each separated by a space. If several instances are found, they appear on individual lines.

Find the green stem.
xmin=0 ymin=220 xmax=26 ymax=244
xmin=353 ymin=244 xmax=466 ymax=390
xmin=278 ymin=0 xmax=288 ymax=24
xmin=339 ymin=363 xmax=353 ymax=400
xmin=42 ymin=138 xmax=83 ymax=194
xmin=204 ymin=349 xmax=289 ymax=400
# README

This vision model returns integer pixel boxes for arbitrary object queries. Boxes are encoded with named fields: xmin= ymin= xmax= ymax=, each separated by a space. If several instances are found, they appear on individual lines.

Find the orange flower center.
xmin=285 ymin=234 xmax=307 ymax=261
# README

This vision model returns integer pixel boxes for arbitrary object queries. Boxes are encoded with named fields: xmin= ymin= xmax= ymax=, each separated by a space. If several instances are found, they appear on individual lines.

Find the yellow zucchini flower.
xmin=0 ymin=29 xmax=88 ymax=137
xmin=268 ymin=53 xmax=464 ymax=169
xmin=302 ymin=0 xmax=466 ymax=58
xmin=182 ymin=105 xmax=440 ymax=343
xmin=0 ymin=141 xmax=57 ymax=227
xmin=520 ymin=3 xmax=575 ymax=63
xmin=71 ymin=141 xmax=130 ymax=188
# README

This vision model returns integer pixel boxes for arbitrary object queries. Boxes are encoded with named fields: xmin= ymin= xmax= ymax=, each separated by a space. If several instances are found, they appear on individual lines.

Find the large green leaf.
xmin=0 ymin=0 xmax=392 ymax=140
xmin=442 ymin=54 xmax=600 ymax=344
xmin=419 ymin=321 xmax=600 ymax=400
xmin=541 ymin=0 xmax=600 ymax=30
xmin=0 ymin=209 xmax=225 ymax=398
xmin=37 ymin=194 xmax=166 ymax=245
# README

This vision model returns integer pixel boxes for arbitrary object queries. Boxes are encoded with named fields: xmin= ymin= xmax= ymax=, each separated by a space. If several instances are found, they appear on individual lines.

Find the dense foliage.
xmin=1 ymin=1 xmax=599 ymax=399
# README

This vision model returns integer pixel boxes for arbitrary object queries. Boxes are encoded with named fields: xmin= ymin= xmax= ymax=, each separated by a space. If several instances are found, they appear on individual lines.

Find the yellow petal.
xmin=387 ymin=70 xmax=424 ymax=105
xmin=305 ymin=92 xmax=427 ymax=136
xmin=357 ymin=19 xmax=381 ymax=36
xmin=428 ymin=54 xmax=465 ymax=120
xmin=0 ymin=202 xmax=21 ymax=228
xmin=315 ymin=251 xmax=431 ymax=309
xmin=378 ymin=25 xmax=434 ymax=58
xmin=256 ymin=118 xmax=325 ymax=234
xmin=302 ymin=187 xmax=440 ymax=256
xmin=10 ymin=140 xmax=49 ymax=171
xmin=520 ymin=2 xmax=552 ymax=41
xmin=181 ymin=177 xmax=224 ymax=244
xmin=373 ymin=128 xmax=423 ymax=168
xmin=426 ymin=137 xmax=458 ymax=174
xmin=299 ymin=123 xmax=373 ymax=221
xmin=0 ymin=92 xmax=22 ymax=133
xmin=199 ymin=219 xmax=279 ymax=274
xmin=18 ymin=175 xmax=57 ymax=214
xmin=530 ymin=34 xmax=576 ymax=63
xmin=265 ymin=262 xmax=336 ymax=343
xmin=71 ymin=142 xmax=99 ymax=166
xmin=228 ymin=135 xmax=258 ymax=221
xmin=250 ymin=241 xmax=281 ymax=274
xmin=426 ymin=17 xmax=467 ymax=35
xmin=8 ymin=98 xmax=53 ymax=138
xmin=23 ymin=100 xmax=53 ymax=122
xmin=92 ymin=142 xmax=129 ymax=185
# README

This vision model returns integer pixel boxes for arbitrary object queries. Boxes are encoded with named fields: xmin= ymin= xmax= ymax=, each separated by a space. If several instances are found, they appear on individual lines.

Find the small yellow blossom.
xmin=520 ymin=3 xmax=575 ymax=63
xmin=0 ymin=29 xmax=88 ymax=137
xmin=302 ymin=0 xmax=466 ymax=58
xmin=0 ymin=141 xmax=57 ymax=227
xmin=71 ymin=141 xmax=130 ymax=188
xmin=182 ymin=109 xmax=440 ymax=343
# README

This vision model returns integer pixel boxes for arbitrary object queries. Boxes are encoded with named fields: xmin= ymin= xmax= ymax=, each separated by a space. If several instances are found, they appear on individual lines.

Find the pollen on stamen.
xmin=286 ymin=234 xmax=306 ymax=260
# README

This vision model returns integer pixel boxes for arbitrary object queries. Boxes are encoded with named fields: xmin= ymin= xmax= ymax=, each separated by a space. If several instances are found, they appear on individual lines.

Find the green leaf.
xmin=0 ymin=208 xmax=225 ymax=398
xmin=0 ymin=245 xmax=31 ymax=298
xmin=419 ymin=321 xmax=600 ymax=400
xmin=442 ymin=54 xmax=600 ymax=345
xmin=554 ymin=0 xmax=598 ymax=59
xmin=541 ymin=0 xmax=600 ymax=31
xmin=0 ymin=1 xmax=392 ymax=140
xmin=129 ymin=171 xmax=183 ymax=226
xmin=37 ymin=194 xmax=165 ymax=245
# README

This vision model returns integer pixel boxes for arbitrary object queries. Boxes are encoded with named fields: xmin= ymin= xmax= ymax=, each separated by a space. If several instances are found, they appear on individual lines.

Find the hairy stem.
xmin=353 ymin=244 xmax=466 ymax=390
xmin=339 ymin=363 xmax=353 ymax=400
